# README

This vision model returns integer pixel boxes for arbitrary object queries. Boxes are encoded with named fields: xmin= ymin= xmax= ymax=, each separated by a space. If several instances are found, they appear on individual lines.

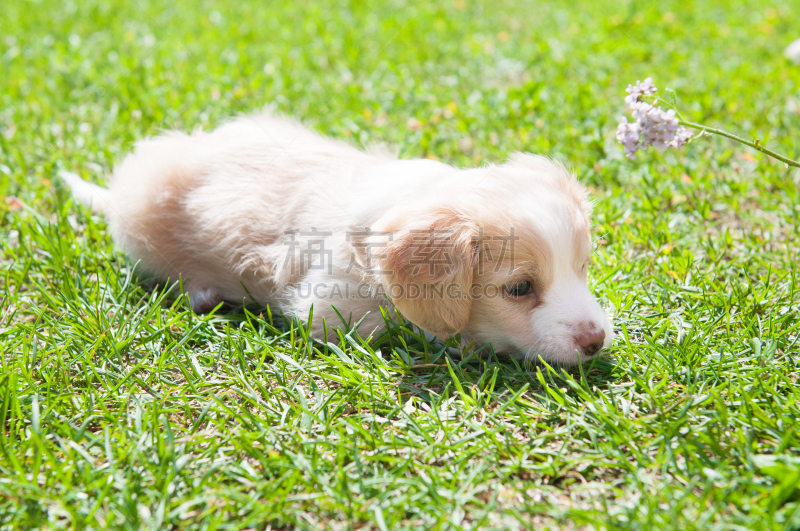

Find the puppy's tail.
xmin=58 ymin=171 xmax=111 ymax=215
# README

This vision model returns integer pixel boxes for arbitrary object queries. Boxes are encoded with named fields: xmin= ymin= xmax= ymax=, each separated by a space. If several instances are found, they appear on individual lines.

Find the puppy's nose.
xmin=576 ymin=327 xmax=606 ymax=356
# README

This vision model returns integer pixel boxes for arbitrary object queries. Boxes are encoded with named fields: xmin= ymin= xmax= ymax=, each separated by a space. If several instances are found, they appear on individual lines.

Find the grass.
xmin=2 ymin=0 xmax=800 ymax=528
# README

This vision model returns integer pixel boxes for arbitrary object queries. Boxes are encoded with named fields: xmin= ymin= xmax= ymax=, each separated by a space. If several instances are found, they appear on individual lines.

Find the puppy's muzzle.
xmin=576 ymin=324 xmax=606 ymax=356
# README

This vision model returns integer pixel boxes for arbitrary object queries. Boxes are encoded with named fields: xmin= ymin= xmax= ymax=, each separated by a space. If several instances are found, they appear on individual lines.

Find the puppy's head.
xmin=372 ymin=153 xmax=612 ymax=365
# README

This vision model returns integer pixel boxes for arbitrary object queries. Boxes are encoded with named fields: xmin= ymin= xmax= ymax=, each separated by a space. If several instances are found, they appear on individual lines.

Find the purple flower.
xmin=616 ymin=119 xmax=642 ymax=160
xmin=617 ymin=78 xmax=693 ymax=159
xmin=624 ymin=77 xmax=657 ymax=105
xmin=670 ymin=127 xmax=693 ymax=148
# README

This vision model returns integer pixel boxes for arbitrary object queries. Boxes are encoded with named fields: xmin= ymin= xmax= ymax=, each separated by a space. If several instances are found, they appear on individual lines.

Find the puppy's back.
xmin=98 ymin=109 xmax=392 ymax=305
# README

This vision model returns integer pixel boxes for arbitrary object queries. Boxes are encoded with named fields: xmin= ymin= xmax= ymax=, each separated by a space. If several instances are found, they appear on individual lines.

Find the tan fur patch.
xmin=374 ymin=207 xmax=478 ymax=336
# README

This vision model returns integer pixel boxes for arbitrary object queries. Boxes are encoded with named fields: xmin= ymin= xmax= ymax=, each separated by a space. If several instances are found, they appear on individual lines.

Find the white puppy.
xmin=62 ymin=111 xmax=613 ymax=365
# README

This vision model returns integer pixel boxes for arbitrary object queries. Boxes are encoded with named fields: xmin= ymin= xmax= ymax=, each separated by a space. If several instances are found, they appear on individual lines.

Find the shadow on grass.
xmin=136 ymin=270 xmax=622 ymax=407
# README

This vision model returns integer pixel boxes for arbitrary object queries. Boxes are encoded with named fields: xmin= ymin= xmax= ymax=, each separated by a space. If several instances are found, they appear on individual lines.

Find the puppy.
xmin=62 ymin=111 xmax=613 ymax=365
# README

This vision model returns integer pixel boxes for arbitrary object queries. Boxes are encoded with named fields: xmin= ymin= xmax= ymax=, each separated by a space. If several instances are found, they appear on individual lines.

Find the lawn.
xmin=2 ymin=0 xmax=800 ymax=529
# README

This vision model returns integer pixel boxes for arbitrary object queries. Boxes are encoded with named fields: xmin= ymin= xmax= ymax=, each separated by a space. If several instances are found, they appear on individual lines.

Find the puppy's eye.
xmin=505 ymin=280 xmax=532 ymax=297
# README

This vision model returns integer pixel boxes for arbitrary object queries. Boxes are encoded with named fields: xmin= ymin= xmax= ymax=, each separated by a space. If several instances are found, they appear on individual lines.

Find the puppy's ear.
xmin=374 ymin=207 xmax=478 ymax=338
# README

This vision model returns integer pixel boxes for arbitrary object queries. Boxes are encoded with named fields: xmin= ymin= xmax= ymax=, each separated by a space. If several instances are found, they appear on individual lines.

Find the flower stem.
xmin=679 ymin=120 xmax=800 ymax=168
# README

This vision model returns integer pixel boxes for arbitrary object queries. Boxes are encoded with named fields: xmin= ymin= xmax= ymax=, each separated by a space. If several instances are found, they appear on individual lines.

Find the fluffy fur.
xmin=62 ymin=111 xmax=613 ymax=365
